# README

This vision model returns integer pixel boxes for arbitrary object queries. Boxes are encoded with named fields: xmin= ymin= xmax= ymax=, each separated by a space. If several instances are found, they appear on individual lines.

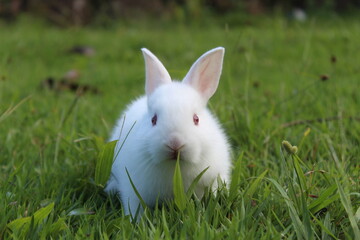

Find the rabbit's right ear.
xmin=183 ymin=47 xmax=224 ymax=103
xmin=142 ymin=48 xmax=172 ymax=96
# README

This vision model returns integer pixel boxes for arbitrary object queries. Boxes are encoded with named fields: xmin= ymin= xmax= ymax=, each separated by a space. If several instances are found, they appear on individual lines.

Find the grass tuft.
xmin=94 ymin=140 xmax=117 ymax=187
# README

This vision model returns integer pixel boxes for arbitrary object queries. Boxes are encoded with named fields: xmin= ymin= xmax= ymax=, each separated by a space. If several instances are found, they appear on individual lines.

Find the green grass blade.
xmin=310 ymin=212 xmax=337 ymax=239
xmin=125 ymin=168 xmax=147 ymax=210
xmin=95 ymin=140 xmax=118 ymax=187
xmin=33 ymin=202 xmax=55 ymax=222
xmin=49 ymin=217 xmax=68 ymax=235
xmin=7 ymin=216 xmax=32 ymax=233
xmin=114 ymin=121 xmax=136 ymax=161
xmin=244 ymin=169 xmax=268 ymax=200
xmin=336 ymin=179 xmax=360 ymax=239
xmin=161 ymin=208 xmax=171 ymax=239
xmin=7 ymin=202 xmax=55 ymax=233
xmin=292 ymin=155 xmax=314 ymax=240
xmin=0 ymin=96 xmax=31 ymax=123
xmin=267 ymin=178 xmax=306 ymax=239
xmin=308 ymin=184 xmax=338 ymax=213
xmin=271 ymin=209 xmax=286 ymax=232
xmin=229 ymin=152 xmax=243 ymax=201
xmin=292 ymin=154 xmax=307 ymax=195
xmin=186 ymin=166 xmax=209 ymax=198
xmin=173 ymin=156 xmax=187 ymax=211
xmin=355 ymin=206 xmax=360 ymax=223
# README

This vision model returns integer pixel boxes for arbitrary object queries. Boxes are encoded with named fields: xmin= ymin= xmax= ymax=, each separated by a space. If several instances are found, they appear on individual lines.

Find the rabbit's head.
xmin=140 ymin=48 xmax=225 ymax=165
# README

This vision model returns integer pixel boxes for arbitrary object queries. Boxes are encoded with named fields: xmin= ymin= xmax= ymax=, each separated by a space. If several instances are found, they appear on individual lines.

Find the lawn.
xmin=0 ymin=14 xmax=359 ymax=239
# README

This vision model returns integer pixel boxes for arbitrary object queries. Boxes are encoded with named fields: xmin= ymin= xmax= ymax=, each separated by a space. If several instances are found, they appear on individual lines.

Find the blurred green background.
xmin=1 ymin=0 xmax=360 ymax=26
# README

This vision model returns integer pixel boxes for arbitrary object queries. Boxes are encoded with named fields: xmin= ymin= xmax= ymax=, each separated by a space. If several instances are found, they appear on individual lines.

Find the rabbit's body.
xmin=106 ymin=48 xmax=231 ymax=217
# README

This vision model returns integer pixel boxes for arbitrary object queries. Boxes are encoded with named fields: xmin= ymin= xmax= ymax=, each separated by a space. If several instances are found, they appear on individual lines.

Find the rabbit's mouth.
xmin=165 ymin=146 xmax=184 ymax=161
xmin=169 ymin=150 xmax=180 ymax=161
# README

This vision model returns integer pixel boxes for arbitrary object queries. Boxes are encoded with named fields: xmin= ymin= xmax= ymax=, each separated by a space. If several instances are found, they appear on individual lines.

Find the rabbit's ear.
xmin=142 ymin=48 xmax=172 ymax=96
xmin=183 ymin=47 xmax=224 ymax=102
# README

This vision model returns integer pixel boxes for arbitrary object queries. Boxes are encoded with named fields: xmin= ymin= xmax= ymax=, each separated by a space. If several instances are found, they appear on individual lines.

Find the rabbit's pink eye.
xmin=152 ymin=114 xmax=157 ymax=126
xmin=193 ymin=114 xmax=199 ymax=125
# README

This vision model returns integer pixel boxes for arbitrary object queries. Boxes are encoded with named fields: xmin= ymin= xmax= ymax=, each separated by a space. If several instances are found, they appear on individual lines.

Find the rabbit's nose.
xmin=165 ymin=134 xmax=185 ymax=151
xmin=167 ymin=138 xmax=185 ymax=151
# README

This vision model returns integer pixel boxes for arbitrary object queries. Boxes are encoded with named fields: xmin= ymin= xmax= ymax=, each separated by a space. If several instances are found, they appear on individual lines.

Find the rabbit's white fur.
xmin=106 ymin=47 xmax=231 ymax=217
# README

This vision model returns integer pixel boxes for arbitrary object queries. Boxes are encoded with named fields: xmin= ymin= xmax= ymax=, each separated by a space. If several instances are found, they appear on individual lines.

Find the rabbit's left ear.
xmin=142 ymin=48 xmax=172 ymax=96
xmin=183 ymin=47 xmax=225 ymax=102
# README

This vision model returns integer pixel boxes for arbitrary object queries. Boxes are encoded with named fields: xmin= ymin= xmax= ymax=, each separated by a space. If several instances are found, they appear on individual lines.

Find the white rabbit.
xmin=105 ymin=47 xmax=231 ymax=218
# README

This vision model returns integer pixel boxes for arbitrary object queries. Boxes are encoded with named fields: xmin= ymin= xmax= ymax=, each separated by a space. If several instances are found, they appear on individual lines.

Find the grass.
xmin=1 ymin=14 xmax=359 ymax=239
